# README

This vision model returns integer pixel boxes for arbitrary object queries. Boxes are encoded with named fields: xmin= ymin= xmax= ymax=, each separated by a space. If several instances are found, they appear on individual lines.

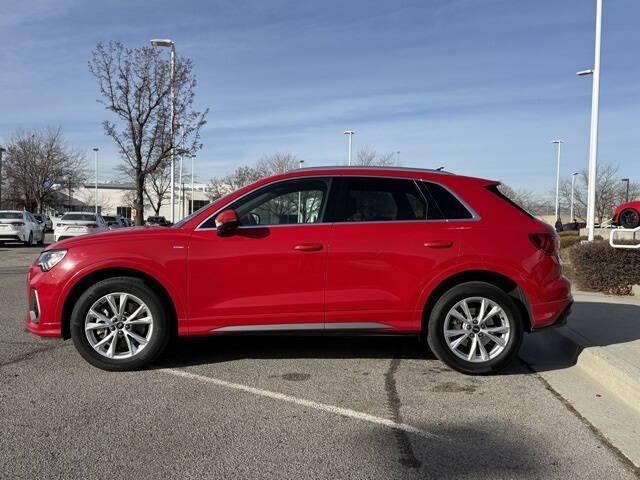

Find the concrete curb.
xmin=557 ymin=326 xmax=640 ymax=415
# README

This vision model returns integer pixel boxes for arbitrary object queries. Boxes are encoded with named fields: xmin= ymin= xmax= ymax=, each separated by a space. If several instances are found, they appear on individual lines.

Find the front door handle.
xmin=294 ymin=243 xmax=323 ymax=252
xmin=424 ymin=240 xmax=453 ymax=249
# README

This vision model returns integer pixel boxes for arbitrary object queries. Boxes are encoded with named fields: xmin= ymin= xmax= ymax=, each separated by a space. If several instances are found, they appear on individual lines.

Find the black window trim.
xmin=195 ymin=174 xmax=480 ymax=230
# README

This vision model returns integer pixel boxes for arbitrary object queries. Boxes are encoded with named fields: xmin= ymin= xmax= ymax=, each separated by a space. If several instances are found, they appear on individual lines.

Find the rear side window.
xmin=328 ymin=177 xmax=430 ymax=222
xmin=61 ymin=213 xmax=97 ymax=221
xmin=0 ymin=212 xmax=23 ymax=219
xmin=421 ymin=182 xmax=473 ymax=220
xmin=485 ymin=185 xmax=534 ymax=219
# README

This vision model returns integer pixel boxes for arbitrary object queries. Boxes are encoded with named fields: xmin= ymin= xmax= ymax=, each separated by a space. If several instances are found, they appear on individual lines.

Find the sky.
xmin=1 ymin=0 xmax=639 ymax=195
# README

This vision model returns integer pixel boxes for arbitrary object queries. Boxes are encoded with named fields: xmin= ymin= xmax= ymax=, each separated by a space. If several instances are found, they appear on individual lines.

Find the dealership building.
xmin=52 ymin=181 xmax=212 ymax=221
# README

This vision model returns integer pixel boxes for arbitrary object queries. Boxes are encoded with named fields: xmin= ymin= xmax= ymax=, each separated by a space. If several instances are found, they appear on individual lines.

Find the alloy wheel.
xmin=443 ymin=296 xmax=511 ymax=363
xmin=84 ymin=292 xmax=154 ymax=359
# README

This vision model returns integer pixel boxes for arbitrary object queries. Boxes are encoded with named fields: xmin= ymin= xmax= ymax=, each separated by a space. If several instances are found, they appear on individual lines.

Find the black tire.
xmin=70 ymin=276 xmax=171 ymax=371
xmin=426 ymin=281 xmax=523 ymax=375
xmin=24 ymin=232 xmax=33 ymax=246
xmin=619 ymin=208 xmax=640 ymax=229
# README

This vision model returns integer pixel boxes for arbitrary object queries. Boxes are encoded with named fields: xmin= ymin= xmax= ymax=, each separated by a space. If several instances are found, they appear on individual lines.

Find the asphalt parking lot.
xmin=1 ymin=236 xmax=637 ymax=479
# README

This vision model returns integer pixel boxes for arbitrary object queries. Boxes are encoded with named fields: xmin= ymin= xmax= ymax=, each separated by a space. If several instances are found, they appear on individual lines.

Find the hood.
xmin=46 ymin=226 xmax=179 ymax=251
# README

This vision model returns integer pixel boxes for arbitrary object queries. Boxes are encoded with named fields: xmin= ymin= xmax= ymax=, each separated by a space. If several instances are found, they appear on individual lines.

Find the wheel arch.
xmin=421 ymin=270 xmax=533 ymax=334
xmin=60 ymin=267 xmax=178 ymax=339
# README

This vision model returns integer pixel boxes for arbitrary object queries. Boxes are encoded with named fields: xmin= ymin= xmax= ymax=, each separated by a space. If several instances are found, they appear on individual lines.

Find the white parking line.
xmin=161 ymin=368 xmax=441 ymax=440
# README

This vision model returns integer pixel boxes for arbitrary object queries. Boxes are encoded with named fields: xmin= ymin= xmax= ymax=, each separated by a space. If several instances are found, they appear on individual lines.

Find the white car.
xmin=0 ymin=210 xmax=45 ymax=246
xmin=54 ymin=212 xmax=107 ymax=242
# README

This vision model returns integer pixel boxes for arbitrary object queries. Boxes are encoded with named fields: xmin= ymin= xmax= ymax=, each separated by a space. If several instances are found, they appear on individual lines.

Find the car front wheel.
xmin=427 ymin=281 xmax=523 ymax=375
xmin=70 ymin=277 xmax=170 ymax=371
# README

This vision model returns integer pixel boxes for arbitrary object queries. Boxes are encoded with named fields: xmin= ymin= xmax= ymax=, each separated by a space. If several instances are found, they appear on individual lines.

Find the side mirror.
xmin=215 ymin=209 xmax=239 ymax=236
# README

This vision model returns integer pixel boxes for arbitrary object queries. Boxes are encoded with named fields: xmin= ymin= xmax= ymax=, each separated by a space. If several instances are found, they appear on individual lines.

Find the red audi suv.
xmin=26 ymin=167 xmax=572 ymax=374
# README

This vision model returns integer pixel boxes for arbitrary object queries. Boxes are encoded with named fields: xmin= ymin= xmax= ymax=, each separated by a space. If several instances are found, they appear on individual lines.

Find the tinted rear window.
xmin=421 ymin=182 xmax=473 ymax=220
xmin=61 ymin=213 xmax=97 ymax=221
xmin=0 ymin=212 xmax=23 ymax=219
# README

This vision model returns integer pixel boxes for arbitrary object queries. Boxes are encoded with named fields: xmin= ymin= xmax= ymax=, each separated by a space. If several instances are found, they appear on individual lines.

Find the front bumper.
xmin=25 ymin=263 xmax=64 ymax=337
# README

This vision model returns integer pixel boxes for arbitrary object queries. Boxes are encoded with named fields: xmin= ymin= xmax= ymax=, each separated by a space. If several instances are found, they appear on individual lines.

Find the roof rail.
xmin=296 ymin=165 xmax=453 ymax=174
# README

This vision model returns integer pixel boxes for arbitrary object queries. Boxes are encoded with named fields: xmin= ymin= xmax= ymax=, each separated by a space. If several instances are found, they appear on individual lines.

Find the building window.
xmin=117 ymin=206 xmax=132 ymax=219
xmin=189 ymin=200 xmax=209 ymax=214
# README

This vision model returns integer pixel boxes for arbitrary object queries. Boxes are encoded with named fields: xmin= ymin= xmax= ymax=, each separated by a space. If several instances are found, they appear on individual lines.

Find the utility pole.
xmin=396 ymin=151 xmax=400 ymax=166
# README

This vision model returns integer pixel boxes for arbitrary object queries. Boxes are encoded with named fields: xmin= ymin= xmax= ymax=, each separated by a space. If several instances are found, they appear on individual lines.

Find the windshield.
xmin=62 ymin=213 xmax=97 ymax=221
xmin=172 ymin=202 xmax=214 ymax=228
xmin=0 ymin=212 xmax=23 ymax=219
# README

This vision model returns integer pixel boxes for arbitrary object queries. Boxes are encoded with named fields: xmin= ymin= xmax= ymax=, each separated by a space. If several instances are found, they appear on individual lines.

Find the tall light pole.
xmin=297 ymin=159 xmax=304 ymax=222
xmin=344 ymin=131 xmax=355 ymax=166
xmin=571 ymin=172 xmax=578 ymax=222
xmin=552 ymin=140 xmax=564 ymax=220
xmin=577 ymin=0 xmax=603 ymax=241
xmin=179 ymin=126 xmax=185 ymax=219
xmin=151 ymin=38 xmax=175 ymax=223
xmin=622 ymin=178 xmax=630 ymax=203
xmin=191 ymin=154 xmax=195 ymax=215
xmin=93 ymin=148 xmax=99 ymax=214
xmin=396 ymin=151 xmax=400 ymax=166
xmin=0 ymin=147 xmax=5 ymax=209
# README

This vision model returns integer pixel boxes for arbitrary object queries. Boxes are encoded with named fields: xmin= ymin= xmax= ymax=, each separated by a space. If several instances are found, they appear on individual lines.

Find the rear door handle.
xmin=294 ymin=243 xmax=323 ymax=252
xmin=424 ymin=240 xmax=453 ymax=249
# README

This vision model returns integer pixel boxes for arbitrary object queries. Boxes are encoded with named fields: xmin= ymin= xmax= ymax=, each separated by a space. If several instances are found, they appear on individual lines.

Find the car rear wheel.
xmin=619 ymin=208 xmax=640 ymax=229
xmin=70 ymin=277 xmax=170 ymax=371
xmin=426 ymin=281 xmax=523 ymax=375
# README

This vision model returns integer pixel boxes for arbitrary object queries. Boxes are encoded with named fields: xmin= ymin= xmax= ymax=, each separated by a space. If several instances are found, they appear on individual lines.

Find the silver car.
xmin=54 ymin=212 xmax=107 ymax=242
xmin=0 ymin=210 xmax=45 ymax=246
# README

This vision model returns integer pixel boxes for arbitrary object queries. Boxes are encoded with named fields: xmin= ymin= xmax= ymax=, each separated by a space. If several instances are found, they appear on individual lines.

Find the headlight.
xmin=37 ymin=250 xmax=67 ymax=272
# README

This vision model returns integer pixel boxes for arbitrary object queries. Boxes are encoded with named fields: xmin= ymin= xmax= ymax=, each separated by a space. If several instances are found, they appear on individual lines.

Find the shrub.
xmin=560 ymin=235 xmax=581 ymax=249
xmin=558 ymin=230 xmax=579 ymax=237
xmin=569 ymin=240 xmax=640 ymax=294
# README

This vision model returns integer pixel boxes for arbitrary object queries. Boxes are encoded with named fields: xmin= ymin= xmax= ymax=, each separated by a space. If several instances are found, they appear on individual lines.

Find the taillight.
xmin=529 ymin=233 xmax=558 ymax=256
xmin=11 ymin=221 xmax=25 ymax=226
xmin=56 ymin=223 xmax=64 ymax=227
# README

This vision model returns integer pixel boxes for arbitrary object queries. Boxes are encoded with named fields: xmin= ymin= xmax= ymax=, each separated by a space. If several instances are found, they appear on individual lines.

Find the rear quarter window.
xmin=421 ymin=182 xmax=474 ymax=220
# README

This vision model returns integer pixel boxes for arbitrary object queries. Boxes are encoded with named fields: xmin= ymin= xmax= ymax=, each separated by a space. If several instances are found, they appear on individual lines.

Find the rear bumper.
xmin=531 ymin=300 xmax=572 ymax=331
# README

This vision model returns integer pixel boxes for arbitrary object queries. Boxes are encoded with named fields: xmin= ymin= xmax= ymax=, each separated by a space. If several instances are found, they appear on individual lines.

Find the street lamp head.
xmin=150 ymin=39 xmax=174 ymax=48
xmin=343 ymin=131 xmax=355 ymax=135
xmin=576 ymin=69 xmax=594 ymax=76
xmin=622 ymin=178 xmax=629 ymax=182
xmin=93 ymin=147 xmax=99 ymax=152
xmin=551 ymin=140 xmax=564 ymax=144
xmin=572 ymin=172 xmax=579 ymax=176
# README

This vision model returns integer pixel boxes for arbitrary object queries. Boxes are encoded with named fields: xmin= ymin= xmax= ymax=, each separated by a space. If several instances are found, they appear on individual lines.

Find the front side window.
xmin=201 ymin=178 xmax=329 ymax=228
xmin=328 ymin=177 xmax=429 ymax=222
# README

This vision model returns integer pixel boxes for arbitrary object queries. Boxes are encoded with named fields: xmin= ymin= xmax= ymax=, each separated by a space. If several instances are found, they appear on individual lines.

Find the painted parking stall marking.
xmin=161 ymin=368 xmax=442 ymax=440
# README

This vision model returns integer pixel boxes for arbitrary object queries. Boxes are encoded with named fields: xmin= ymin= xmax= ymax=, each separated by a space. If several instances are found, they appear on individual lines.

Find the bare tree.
xmin=354 ymin=146 xmax=396 ymax=167
xmin=89 ymin=41 xmax=207 ymax=224
xmin=558 ymin=163 xmax=638 ymax=223
xmin=498 ymin=183 xmax=551 ymax=216
xmin=207 ymin=152 xmax=301 ymax=201
xmin=3 ymin=127 xmax=86 ymax=212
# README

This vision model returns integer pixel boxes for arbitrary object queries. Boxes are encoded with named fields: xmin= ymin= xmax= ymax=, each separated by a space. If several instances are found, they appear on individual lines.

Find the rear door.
xmin=324 ymin=176 xmax=462 ymax=332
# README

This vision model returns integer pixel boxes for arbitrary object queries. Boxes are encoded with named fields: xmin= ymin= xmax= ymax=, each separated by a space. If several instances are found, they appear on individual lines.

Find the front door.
xmin=187 ymin=177 xmax=331 ymax=335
